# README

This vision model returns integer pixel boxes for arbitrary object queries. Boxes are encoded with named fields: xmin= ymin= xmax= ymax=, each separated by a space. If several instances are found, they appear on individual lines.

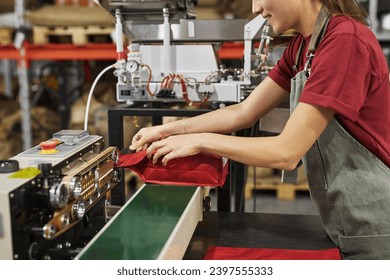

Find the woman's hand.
xmin=130 ymin=125 xmax=166 ymax=152
xmin=146 ymin=134 xmax=203 ymax=166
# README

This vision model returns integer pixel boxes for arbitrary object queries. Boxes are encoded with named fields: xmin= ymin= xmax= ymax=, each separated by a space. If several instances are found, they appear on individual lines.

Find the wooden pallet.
xmin=0 ymin=28 xmax=14 ymax=45
xmin=32 ymin=25 xmax=114 ymax=45
xmin=246 ymin=174 xmax=309 ymax=200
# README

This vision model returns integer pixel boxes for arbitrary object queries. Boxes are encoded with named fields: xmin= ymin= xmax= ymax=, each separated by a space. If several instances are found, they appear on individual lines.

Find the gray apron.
xmin=290 ymin=6 xmax=390 ymax=259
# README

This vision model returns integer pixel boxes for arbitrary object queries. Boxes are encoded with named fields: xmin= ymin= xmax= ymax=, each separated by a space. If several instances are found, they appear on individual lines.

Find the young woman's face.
xmin=252 ymin=0 xmax=299 ymax=33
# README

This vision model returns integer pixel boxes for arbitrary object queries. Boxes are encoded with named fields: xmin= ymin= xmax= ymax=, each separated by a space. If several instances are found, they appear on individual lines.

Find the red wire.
xmin=160 ymin=73 xmax=210 ymax=106
xmin=141 ymin=64 xmax=155 ymax=96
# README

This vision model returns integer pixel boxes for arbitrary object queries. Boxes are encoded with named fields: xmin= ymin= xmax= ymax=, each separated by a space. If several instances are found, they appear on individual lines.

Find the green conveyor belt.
xmin=78 ymin=184 xmax=197 ymax=260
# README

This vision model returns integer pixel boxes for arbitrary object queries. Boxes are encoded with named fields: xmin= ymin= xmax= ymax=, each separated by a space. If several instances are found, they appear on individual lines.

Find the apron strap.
xmin=293 ymin=40 xmax=305 ymax=75
xmin=308 ymin=5 xmax=332 ymax=54
xmin=293 ymin=5 xmax=331 ymax=74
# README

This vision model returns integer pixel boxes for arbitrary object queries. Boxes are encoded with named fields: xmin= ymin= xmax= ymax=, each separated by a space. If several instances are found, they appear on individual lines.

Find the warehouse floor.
xmin=243 ymin=190 xmax=318 ymax=215
xmin=210 ymin=189 xmax=318 ymax=215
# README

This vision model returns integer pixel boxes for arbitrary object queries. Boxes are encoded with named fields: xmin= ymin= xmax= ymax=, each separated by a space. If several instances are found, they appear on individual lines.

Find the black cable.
xmin=236 ymin=121 xmax=260 ymax=213
xmin=251 ymin=121 xmax=261 ymax=213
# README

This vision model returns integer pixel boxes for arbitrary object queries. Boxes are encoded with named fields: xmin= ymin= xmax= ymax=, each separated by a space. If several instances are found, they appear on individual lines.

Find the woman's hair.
xmin=321 ymin=0 xmax=369 ymax=25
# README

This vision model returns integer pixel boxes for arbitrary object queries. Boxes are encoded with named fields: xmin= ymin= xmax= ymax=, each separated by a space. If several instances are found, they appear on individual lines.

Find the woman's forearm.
xmin=164 ymin=77 xmax=289 ymax=137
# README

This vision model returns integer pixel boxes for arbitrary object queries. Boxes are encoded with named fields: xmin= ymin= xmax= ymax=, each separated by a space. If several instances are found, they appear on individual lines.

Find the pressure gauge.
xmin=126 ymin=60 xmax=139 ymax=73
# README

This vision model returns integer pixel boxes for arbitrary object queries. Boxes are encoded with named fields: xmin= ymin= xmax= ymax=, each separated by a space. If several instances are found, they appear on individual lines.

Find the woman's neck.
xmin=297 ymin=1 xmax=323 ymax=37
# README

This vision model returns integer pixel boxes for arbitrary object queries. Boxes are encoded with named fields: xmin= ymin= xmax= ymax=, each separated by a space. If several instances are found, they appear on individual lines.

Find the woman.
xmin=130 ymin=0 xmax=390 ymax=259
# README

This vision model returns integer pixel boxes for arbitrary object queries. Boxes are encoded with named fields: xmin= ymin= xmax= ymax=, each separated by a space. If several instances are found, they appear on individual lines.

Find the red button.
xmin=40 ymin=140 xmax=57 ymax=151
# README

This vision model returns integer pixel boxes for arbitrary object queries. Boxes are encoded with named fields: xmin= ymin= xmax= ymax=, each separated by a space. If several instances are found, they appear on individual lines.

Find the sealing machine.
xmin=0 ymin=130 xmax=120 ymax=259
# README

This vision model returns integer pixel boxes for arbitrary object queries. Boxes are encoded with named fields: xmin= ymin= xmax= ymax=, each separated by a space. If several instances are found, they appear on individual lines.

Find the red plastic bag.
xmin=203 ymin=246 xmax=341 ymax=260
xmin=116 ymin=151 xmax=228 ymax=187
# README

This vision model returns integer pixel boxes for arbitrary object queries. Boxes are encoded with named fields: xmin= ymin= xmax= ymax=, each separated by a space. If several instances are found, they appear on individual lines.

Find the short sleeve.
xmin=268 ymin=35 xmax=304 ymax=92
xmin=300 ymin=33 xmax=374 ymax=121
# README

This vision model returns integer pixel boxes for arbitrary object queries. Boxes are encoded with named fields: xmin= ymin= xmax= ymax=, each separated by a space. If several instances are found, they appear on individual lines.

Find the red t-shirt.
xmin=268 ymin=15 xmax=390 ymax=167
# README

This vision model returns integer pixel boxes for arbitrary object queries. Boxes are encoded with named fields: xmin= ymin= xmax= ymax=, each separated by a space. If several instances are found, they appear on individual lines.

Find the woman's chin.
xmin=269 ymin=24 xmax=288 ymax=35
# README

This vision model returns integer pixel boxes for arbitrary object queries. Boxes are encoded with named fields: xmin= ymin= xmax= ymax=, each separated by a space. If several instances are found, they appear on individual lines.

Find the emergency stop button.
xmin=39 ymin=140 xmax=58 ymax=154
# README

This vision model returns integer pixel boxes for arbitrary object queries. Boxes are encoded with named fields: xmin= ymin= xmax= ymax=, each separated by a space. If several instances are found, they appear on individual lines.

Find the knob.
xmin=38 ymin=163 xmax=52 ymax=177
xmin=49 ymin=182 xmax=69 ymax=209
xmin=0 ymin=160 xmax=19 ymax=173
xmin=68 ymin=177 xmax=82 ymax=199
xmin=72 ymin=200 xmax=86 ymax=220
xmin=42 ymin=224 xmax=56 ymax=240
xmin=60 ymin=213 xmax=70 ymax=227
